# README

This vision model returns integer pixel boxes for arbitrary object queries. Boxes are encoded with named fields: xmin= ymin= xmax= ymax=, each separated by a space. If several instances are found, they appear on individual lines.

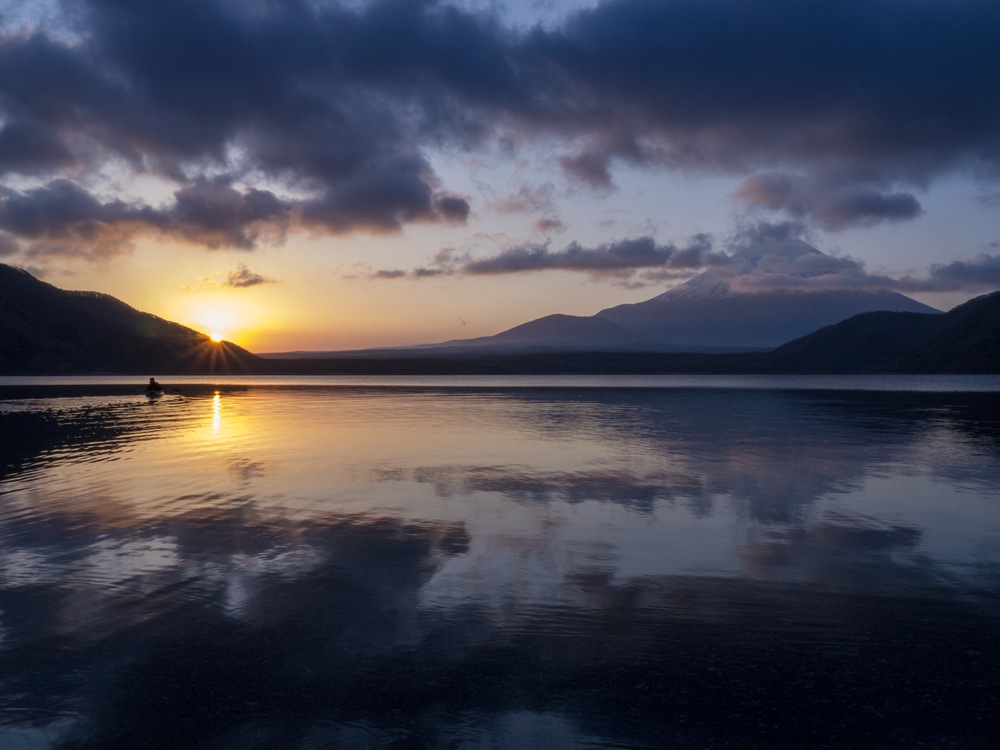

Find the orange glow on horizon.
xmin=172 ymin=295 xmax=265 ymax=349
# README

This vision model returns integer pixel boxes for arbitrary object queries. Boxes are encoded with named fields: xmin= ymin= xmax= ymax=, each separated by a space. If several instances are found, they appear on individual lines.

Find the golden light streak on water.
xmin=211 ymin=392 xmax=221 ymax=435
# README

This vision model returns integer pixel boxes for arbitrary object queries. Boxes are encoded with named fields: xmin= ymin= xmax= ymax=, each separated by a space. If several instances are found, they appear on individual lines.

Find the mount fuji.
xmin=435 ymin=240 xmax=940 ymax=352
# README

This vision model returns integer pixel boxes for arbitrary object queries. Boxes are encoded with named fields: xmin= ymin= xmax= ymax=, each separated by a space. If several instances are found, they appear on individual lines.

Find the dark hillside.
xmin=892 ymin=291 xmax=1000 ymax=373
xmin=2 ymin=263 xmax=998 ymax=375
xmin=771 ymin=291 xmax=1000 ymax=374
xmin=770 ymin=311 xmax=943 ymax=373
xmin=0 ymin=264 xmax=261 ymax=374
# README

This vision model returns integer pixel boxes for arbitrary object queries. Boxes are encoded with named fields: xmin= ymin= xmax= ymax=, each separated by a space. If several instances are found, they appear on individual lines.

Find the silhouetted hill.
xmin=893 ymin=291 xmax=1000 ymax=372
xmin=772 ymin=291 xmax=1000 ymax=373
xmin=0 ymin=264 xmax=262 ymax=374
xmin=3 ymin=262 xmax=997 ymax=376
xmin=769 ymin=312 xmax=942 ymax=372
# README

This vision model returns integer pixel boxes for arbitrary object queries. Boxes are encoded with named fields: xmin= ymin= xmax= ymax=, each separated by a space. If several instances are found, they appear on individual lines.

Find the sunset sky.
xmin=1 ymin=0 xmax=998 ymax=351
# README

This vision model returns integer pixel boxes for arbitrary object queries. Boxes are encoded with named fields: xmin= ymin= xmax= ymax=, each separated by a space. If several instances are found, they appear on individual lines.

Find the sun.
xmin=173 ymin=293 xmax=272 ymax=350
xmin=189 ymin=302 xmax=236 ymax=343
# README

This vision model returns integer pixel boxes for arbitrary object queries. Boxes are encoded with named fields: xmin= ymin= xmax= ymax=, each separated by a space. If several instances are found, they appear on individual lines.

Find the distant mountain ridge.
xmin=0 ymin=263 xmax=261 ymax=374
xmin=3 ymin=262 xmax=997 ymax=375
xmin=418 ymin=240 xmax=940 ymax=353
xmin=264 ymin=292 xmax=999 ymax=374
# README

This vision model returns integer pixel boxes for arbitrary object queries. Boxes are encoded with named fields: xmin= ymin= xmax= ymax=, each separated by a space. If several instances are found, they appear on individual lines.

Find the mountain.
xmin=0 ymin=264 xmax=262 ymax=374
xmin=433 ymin=314 xmax=652 ymax=352
xmin=897 ymin=290 xmax=1000 ymax=372
xmin=430 ymin=240 xmax=940 ymax=353
xmin=771 ymin=290 xmax=1000 ymax=373
xmin=6 ymin=260 xmax=994 ymax=376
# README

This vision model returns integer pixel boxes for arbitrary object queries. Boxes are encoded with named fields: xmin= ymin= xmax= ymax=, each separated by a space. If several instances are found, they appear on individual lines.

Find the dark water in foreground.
xmin=1 ymin=379 xmax=998 ymax=748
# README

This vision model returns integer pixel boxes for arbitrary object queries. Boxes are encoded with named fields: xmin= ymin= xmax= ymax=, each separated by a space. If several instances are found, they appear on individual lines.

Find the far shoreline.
xmin=3 ymin=372 xmax=1000 ymax=400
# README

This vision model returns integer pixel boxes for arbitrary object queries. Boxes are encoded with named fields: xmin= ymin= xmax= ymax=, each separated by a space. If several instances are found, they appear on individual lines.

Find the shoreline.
xmin=3 ymin=373 xmax=1000 ymax=399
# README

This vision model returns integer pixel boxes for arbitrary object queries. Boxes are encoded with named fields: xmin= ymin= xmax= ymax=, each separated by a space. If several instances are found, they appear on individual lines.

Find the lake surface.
xmin=1 ymin=376 xmax=998 ymax=748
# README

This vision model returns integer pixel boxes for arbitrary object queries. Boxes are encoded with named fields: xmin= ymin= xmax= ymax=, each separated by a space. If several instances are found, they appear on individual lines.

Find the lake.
xmin=1 ymin=376 xmax=998 ymax=748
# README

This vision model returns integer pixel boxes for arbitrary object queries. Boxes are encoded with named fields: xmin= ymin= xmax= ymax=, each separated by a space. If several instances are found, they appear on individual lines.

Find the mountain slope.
xmin=595 ymin=240 xmax=938 ymax=349
xmin=892 ymin=290 xmax=1000 ymax=372
xmin=596 ymin=288 xmax=938 ymax=350
xmin=0 ymin=264 xmax=262 ymax=374
xmin=434 ymin=314 xmax=651 ymax=351
xmin=771 ymin=290 xmax=1000 ymax=373
xmin=769 ymin=312 xmax=943 ymax=372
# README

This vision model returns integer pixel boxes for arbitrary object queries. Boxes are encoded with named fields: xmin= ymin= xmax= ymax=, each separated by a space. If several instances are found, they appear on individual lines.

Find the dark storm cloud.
xmin=0 ymin=0 xmax=998 ymax=252
xmin=0 ymin=0 xmax=480 ymax=250
xmin=0 ymin=118 xmax=74 ymax=175
xmin=0 ymin=180 xmax=149 ymax=258
xmin=0 ymin=174 xmax=466 ymax=256
xmin=168 ymin=180 xmax=291 ymax=249
xmin=531 ymin=0 xmax=1000 ymax=174
xmin=0 ymin=178 xmax=291 ymax=256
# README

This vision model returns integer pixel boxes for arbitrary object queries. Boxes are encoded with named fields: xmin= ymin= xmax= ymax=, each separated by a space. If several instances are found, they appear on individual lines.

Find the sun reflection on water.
xmin=212 ymin=391 xmax=221 ymax=435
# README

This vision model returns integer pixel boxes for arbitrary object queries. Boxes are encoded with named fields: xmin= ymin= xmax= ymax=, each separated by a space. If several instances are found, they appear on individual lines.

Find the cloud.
xmin=0 ymin=0 xmax=998 ymax=255
xmin=719 ymin=222 xmax=1000 ymax=293
xmin=370 ymin=233 xmax=731 ymax=283
xmin=490 ymin=183 xmax=556 ymax=215
xmin=558 ymin=151 xmax=613 ymax=188
xmin=0 ymin=174 xmax=468 ymax=257
xmin=0 ymin=180 xmax=149 ymax=259
xmin=534 ymin=216 xmax=566 ymax=233
xmin=927 ymin=254 xmax=1000 ymax=290
xmin=0 ymin=231 xmax=20 ymax=256
xmin=371 ymin=218 xmax=1000 ymax=293
xmin=531 ymin=0 xmax=1000 ymax=180
xmin=371 ymin=268 xmax=408 ymax=280
xmin=735 ymin=173 xmax=923 ymax=230
xmin=0 ymin=1 xmax=479 ymax=252
xmin=0 ymin=178 xmax=290 ymax=257
xmin=222 ymin=264 xmax=278 ymax=288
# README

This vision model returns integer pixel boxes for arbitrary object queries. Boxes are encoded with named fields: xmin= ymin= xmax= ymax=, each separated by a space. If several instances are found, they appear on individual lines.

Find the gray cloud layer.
xmin=0 ymin=0 xmax=998 ymax=258
xmin=374 ymin=221 xmax=1000 ymax=292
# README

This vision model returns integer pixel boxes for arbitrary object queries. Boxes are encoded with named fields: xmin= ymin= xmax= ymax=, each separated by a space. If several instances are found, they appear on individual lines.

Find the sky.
xmin=0 ymin=0 xmax=998 ymax=352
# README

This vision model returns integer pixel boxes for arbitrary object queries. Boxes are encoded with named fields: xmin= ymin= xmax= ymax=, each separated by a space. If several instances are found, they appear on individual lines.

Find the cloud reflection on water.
xmin=0 ymin=385 xmax=998 ymax=747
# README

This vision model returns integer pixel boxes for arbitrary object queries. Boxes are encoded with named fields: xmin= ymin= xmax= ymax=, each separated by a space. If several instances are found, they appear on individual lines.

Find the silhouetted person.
xmin=147 ymin=377 xmax=163 ymax=393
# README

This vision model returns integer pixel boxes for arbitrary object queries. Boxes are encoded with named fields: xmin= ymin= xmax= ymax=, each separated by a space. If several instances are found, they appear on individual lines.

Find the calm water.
xmin=1 ymin=377 xmax=998 ymax=748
